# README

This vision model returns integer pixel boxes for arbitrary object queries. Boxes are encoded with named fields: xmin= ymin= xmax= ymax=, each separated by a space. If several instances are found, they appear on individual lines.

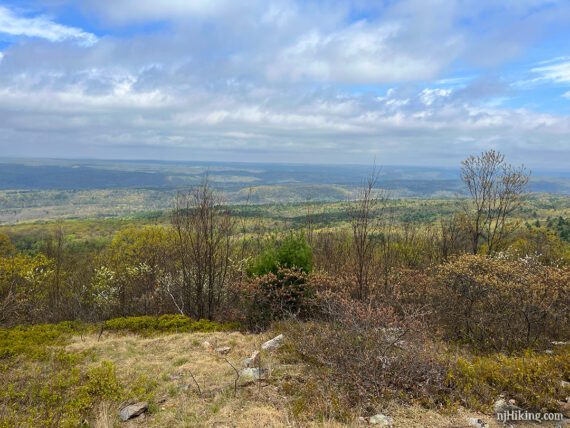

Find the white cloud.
xmin=531 ymin=60 xmax=570 ymax=83
xmin=0 ymin=0 xmax=569 ymax=167
xmin=267 ymin=19 xmax=463 ymax=84
xmin=0 ymin=6 xmax=97 ymax=46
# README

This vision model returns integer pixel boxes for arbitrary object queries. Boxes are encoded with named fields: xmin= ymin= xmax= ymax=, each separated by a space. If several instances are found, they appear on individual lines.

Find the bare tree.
xmin=45 ymin=224 xmax=65 ymax=321
xmin=349 ymin=165 xmax=387 ymax=300
xmin=461 ymin=150 xmax=530 ymax=254
xmin=171 ymin=176 xmax=235 ymax=320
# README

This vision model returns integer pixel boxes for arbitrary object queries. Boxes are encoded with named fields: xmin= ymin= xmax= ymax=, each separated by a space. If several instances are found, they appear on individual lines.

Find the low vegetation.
xmin=1 ymin=151 xmax=569 ymax=426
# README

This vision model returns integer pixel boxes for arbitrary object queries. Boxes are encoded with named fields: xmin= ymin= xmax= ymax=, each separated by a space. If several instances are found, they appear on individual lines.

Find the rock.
xmin=202 ymin=341 xmax=213 ymax=350
xmin=215 ymin=346 xmax=231 ymax=355
xmin=368 ymin=413 xmax=393 ymax=426
xmin=168 ymin=373 xmax=182 ymax=380
xmin=240 ymin=367 xmax=267 ymax=381
xmin=243 ymin=350 xmax=260 ymax=368
xmin=261 ymin=334 xmax=284 ymax=351
xmin=119 ymin=402 xmax=148 ymax=421
xmin=494 ymin=397 xmax=521 ymax=414
xmin=467 ymin=417 xmax=489 ymax=428
xmin=545 ymin=349 xmax=554 ymax=355
xmin=553 ymin=341 xmax=570 ymax=346
xmin=559 ymin=400 xmax=570 ymax=418
xmin=561 ymin=380 xmax=570 ymax=389
xmin=358 ymin=416 xmax=366 ymax=423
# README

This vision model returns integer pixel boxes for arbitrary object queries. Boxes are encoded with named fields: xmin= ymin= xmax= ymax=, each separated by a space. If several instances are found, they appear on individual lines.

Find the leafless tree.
xmin=171 ymin=176 xmax=235 ymax=320
xmin=461 ymin=150 xmax=530 ymax=254
xmin=45 ymin=224 xmax=65 ymax=321
xmin=349 ymin=165 xmax=387 ymax=300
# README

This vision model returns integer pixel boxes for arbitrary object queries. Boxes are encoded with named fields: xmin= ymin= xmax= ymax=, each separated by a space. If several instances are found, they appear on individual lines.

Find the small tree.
xmin=171 ymin=176 xmax=235 ymax=320
xmin=349 ymin=165 xmax=387 ymax=300
xmin=461 ymin=150 xmax=530 ymax=254
xmin=247 ymin=232 xmax=312 ymax=277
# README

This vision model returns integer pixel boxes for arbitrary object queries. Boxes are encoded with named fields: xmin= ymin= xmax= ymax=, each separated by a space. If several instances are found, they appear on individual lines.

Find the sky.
xmin=0 ymin=1 xmax=569 ymax=169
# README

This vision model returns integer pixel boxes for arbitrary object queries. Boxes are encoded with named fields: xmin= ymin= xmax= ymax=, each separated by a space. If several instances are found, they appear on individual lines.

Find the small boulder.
xmin=561 ymin=380 xmax=570 ymax=390
xmin=202 ymin=341 xmax=213 ymax=350
xmin=494 ymin=397 xmax=520 ymax=414
xmin=560 ymin=400 xmax=570 ymax=418
xmin=215 ymin=346 xmax=231 ymax=355
xmin=467 ymin=417 xmax=488 ymax=428
xmin=261 ymin=334 xmax=284 ymax=351
xmin=119 ymin=402 xmax=148 ymax=421
xmin=368 ymin=413 xmax=393 ymax=426
xmin=243 ymin=350 xmax=260 ymax=368
xmin=240 ymin=367 xmax=267 ymax=381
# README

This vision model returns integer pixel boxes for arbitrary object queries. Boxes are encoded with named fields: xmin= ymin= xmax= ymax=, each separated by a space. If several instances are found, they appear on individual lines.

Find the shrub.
xmin=0 ymin=321 xmax=84 ymax=360
xmin=433 ymin=254 xmax=570 ymax=352
xmin=240 ymin=268 xmax=314 ymax=331
xmin=248 ymin=233 xmax=313 ymax=277
xmin=450 ymin=347 xmax=570 ymax=412
xmin=282 ymin=292 xmax=451 ymax=410
xmin=102 ymin=314 xmax=238 ymax=335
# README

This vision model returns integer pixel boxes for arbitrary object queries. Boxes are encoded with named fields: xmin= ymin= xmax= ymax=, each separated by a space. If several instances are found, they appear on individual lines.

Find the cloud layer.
xmin=0 ymin=0 xmax=569 ymax=169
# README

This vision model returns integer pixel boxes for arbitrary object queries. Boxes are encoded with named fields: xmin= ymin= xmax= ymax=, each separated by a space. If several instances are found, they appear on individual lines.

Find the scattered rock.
xmin=119 ymin=402 xmax=148 ymax=421
xmin=168 ymin=373 xmax=182 ymax=381
xmin=553 ymin=341 xmax=570 ymax=346
xmin=368 ymin=413 xmax=393 ymax=426
xmin=545 ymin=349 xmax=554 ymax=355
xmin=261 ymin=334 xmax=284 ymax=351
xmin=243 ymin=350 xmax=260 ymax=368
xmin=494 ymin=397 xmax=521 ymax=414
xmin=467 ymin=417 xmax=489 ymax=428
xmin=215 ymin=346 xmax=231 ymax=355
xmin=240 ymin=367 xmax=267 ymax=381
xmin=561 ymin=380 xmax=570 ymax=389
xmin=202 ymin=341 xmax=213 ymax=350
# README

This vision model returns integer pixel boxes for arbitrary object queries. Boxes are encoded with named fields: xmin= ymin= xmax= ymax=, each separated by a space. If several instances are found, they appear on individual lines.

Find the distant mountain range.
xmin=0 ymin=158 xmax=568 ymax=197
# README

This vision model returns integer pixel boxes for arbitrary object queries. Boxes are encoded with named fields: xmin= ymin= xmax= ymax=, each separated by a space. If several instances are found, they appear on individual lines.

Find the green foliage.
xmin=242 ymin=269 xmax=313 ymax=331
xmin=0 ymin=321 xmax=84 ymax=360
xmin=83 ymin=360 xmax=123 ymax=401
xmin=450 ymin=347 xmax=570 ymax=412
xmin=103 ymin=314 xmax=239 ymax=335
xmin=248 ymin=233 xmax=313 ymax=277
xmin=0 ymin=233 xmax=15 ymax=257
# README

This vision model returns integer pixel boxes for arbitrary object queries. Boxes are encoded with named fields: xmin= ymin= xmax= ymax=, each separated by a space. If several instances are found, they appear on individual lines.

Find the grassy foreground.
xmin=1 ymin=317 xmax=568 ymax=427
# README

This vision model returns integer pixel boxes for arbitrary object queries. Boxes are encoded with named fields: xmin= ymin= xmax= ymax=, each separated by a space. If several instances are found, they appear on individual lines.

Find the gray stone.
xmin=215 ymin=346 xmax=231 ymax=355
xmin=240 ymin=367 xmax=267 ymax=381
xmin=261 ymin=334 xmax=284 ymax=351
xmin=561 ymin=380 xmax=570 ymax=389
xmin=243 ymin=350 xmax=260 ymax=368
xmin=368 ymin=413 xmax=393 ymax=426
xmin=119 ymin=402 xmax=148 ymax=421
xmin=467 ymin=417 xmax=488 ymax=428
xmin=494 ymin=397 xmax=521 ymax=414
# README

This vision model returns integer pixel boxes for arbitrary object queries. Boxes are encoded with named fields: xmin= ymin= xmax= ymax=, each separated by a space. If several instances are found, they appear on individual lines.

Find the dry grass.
xmin=61 ymin=330 xmax=517 ymax=427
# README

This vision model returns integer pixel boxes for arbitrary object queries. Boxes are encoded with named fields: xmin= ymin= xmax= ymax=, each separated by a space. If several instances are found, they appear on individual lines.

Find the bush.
xmin=0 ymin=321 xmax=84 ymax=360
xmin=450 ymin=347 xmax=570 ymax=412
xmin=102 ymin=314 xmax=238 ymax=335
xmin=433 ymin=254 xmax=570 ymax=352
xmin=240 ymin=268 xmax=314 ymax=331
xmin=248 ymin=233 xmax=313 ymax=277
xmin=283 ymin=292 xmax=451 ymax=410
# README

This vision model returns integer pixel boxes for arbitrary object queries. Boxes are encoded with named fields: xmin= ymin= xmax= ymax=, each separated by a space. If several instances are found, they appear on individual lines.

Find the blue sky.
xmin=0 ymin=0 xmax=569 ymax=169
